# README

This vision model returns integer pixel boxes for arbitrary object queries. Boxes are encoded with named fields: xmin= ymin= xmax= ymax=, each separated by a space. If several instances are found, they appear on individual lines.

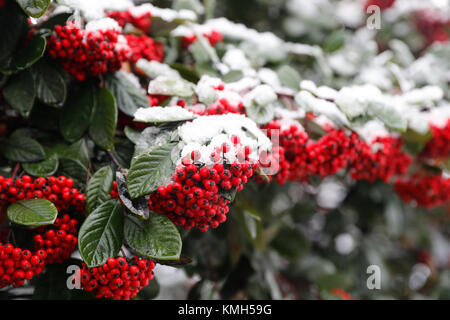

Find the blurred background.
xmin=127 ymin=0 xmax=450 ymax=300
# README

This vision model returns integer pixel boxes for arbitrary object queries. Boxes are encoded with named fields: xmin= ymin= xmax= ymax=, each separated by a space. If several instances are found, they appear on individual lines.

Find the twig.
xmin=108 ymin=151 xmax=121 ymax=169
xmin=11 ymin=163 xmax=20 ymax=180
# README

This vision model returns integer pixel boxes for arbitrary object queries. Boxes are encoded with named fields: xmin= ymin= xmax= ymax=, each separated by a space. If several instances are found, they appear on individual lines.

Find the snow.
xmin=129 ymin=4 xmax=197 ymax=22
xmin=222 ymin=48 xmax=251 ymax=71
xmin=195 ymin=75 xmax=222 ymax=105
xmin=56 ymin=0 xmax=132 ymax=21
xmin=85 ymin=18 xmax=121 ymax=32
xmin=401 ymin=86 xmax=444 ymax=105
xmin=136 ymin=59 xmax=181 ymax=79
xmin=133 ymin=107 xmax=196 ymax=123
xmin=177 ymin=114 xmax=272 ymax=165
xmin=243 ymin=85 xmax=277 ymax=107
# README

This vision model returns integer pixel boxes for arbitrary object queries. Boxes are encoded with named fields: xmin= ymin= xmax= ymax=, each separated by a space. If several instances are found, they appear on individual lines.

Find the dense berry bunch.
xmin=80 ymin=256 xmax=155 ymax=300
xmin=263 ymin=120 xmax=309 ymax=184
xmin=394 ymin=173 xmax=450 ymax=208
xmin=420 ymin=120 xmax=450 ymax=160
xmin=349 ymin=136 xmax=411 ymax=183
xmin=33 ymin=214 xmax=79 ymax=264
xmin=204 ymin=97 xmax=245 ymax=116
xmin=106 ymin=10 xmax=152 ymax=34
xmin=0 ymin=175 xmax=85 ymax=213
xmin=149 ymin=152 xmax=258 ymax=232
xmin=364 ymin=0 xmax=395 ymax=11
xmin=47 ymin=22 xmax=129 ymax=81
xmin=181 ymin=30 xmax=224 ymax=49
xmin=0 ymin=244 xmax=47 ymax=288
xmin=148 ymin=94 xmax=169 ymax=107
xmin=305 ymin=129 xmax=360 ymax=178
xmin=414 ymin=9 xmax=450 ymax=45
xmin=124 ymin=34 xmax=164 ymax=63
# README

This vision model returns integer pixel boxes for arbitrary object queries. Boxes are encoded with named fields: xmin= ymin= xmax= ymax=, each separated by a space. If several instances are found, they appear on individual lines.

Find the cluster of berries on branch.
xmin=420 ymin=120 xmax=450 ymax=160
xmin=47 ymin=22 xmax=129 ymax=81
xmin=0 ymin=175 xmax=85 ymax=213
xmin=148 ymin=145 xmax=259 ymax=232
xmin=0 ymin=175 xmax=84 ymax=288
xmin=181 ymin=30 xmax=224 ymax=49
xmin=80 ymin=256 xmax=155 ymax=300
xmin=124 ymin=34 xmax=164 ymax=63
xmin=33 ymin=214 xmax=79 ymax=264
xmin=394 ymin=173 xmax=450 ymax=209
xmin=0 ymin=244 xmax=47 ymax=288
xmin=106 ymin=10 xmax=152 ymax=34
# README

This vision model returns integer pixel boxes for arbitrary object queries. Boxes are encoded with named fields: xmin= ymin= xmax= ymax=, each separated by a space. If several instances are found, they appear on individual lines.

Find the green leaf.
xmin=368 ymin=101 xmax=407 ymax=132
xmin=32 ymin=60 xmax=67 ymax=106
xmin=270 ymin=226 xmax=309 ymax=260
xmin=124 ymin=214 xmax=182 ymax=260
xmin=223 ymin=70 xmax=243 ymax=83
xmin=12 ymin=35 xmax=46 ymax=70
xmin=2 ymin=69 xmax=35 ymax=117
xmin=277 ymin=65 xmax=301 ymax=90
xmin=0 ymin=131 xmax=45 ymax=162
xmin=169 ymin=63 xmax=200 ymax=83
xmin=60 ymin=83 xmax=96 ymax=142
xmin=88 ymin=88 xmax=117 ymax=150
xmin=0 ymin=2 xmax=28 ymax=69
xmin=323 ymin=30 xmax=348 ymax=53
xmin=78 ymin=199 xmax=124 ymax=267
xmin=7 ymin=199 xmax=57 ymax=227
xmin=245 ymin=103 xmax=275 ymax=125
xmin=16 ymin=0 xmax=50 ymax=18
xmin=105 ymin=72 xmax=149 ymax=117
xmin=22 ymin=153 xmax=59 ymax=177
xmin=124 ymin=126 xmax=141 ymax=144
xmin=127 ymin=142 xmax=177 ymax=199
xmin=86 ymin=166 xmax=114 ymax=214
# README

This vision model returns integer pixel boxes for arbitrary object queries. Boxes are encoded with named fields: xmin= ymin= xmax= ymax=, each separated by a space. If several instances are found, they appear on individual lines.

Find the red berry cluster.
xmin=394 ymin=173 xmax=450 ymax=208
xmin=0 ymin=244 xmax=47 ymax=288
xmin=349 ymin=136 xmax=411 ymax=183
xmin=0 ymin=175 xmax=85 ymax=213
xmin=420 ymin=120 xmax=450 ymax=160
xmin=80 ymin=256 xmax=155 ymax=300
xmin=106 ymin=10 xmax=152 ymax=34
xmin=124 ymin=34 xmax=164 ymax=63
xmin=148 ymin=94 xmax=169 ymax=107
xmin=262 ymin=121 xmax=309 ymax=185
xmin=148 ymin=147 xmax=258 ymax=232
xmin=47 ymin=22 xmax=129 ymax=81
xmin=204 ymin=97 xmax=245 ymax=116
xmin=364 ymin=0 xmax=395 ymax=11
xmin=330 ymin=288 xmax=354 ymax=300
xmin=413 ymin=9 xmax=450 ymax=45
xmin=33 ymin=214 xmax=79 ymax=264
xmin=181 ymin=30 xmax=224 ymax=49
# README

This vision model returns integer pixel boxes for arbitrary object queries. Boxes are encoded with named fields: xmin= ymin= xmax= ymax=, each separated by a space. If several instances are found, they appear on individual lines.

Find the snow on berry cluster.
xmin=143 ymin=113 xmax=271 ymax=231
xmin=47 ymin=19 xmax=129 ymax=81
xmin=0 ymin=244 xmax=47 ymax=288
xmin=0 ymin=175 xmax=85 ymax=213
xmin=80 ymin=256 xmax=155 ymax=300
xmin=394 ymin=173 xmax=450 ymax=208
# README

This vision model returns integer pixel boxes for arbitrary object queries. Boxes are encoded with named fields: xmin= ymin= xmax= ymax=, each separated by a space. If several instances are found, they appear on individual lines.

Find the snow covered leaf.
xmin=133 ymin=106 xmax=196 ymax=123
xmin=148 ymin=76 xmax=194 ymax=97
xmin=277 ymin=65 xmax=301 ymax=90
xmin=16 ymin=0 xmax=50 ymax=18
xmin=368 ymin=101 xmax=407 ymax=132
